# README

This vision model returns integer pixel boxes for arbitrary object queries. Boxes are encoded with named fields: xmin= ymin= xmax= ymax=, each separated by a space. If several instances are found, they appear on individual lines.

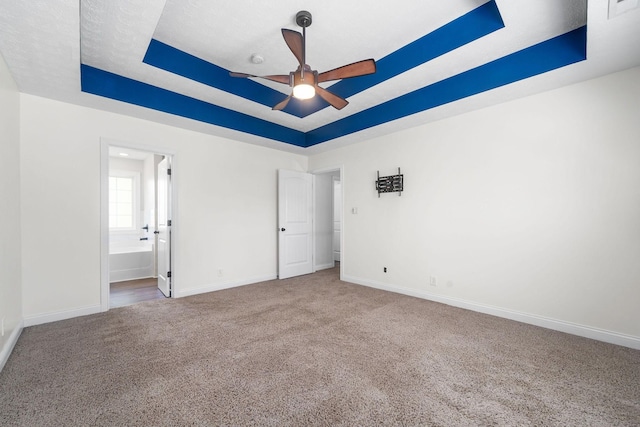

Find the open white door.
xmin=157 ymin=158 xmax=171 ymax=297
xmin=278 ymin=169 xmax=313 ymax=279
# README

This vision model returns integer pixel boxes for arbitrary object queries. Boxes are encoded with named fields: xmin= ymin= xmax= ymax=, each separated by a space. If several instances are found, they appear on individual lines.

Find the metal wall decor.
xmin=376 ymin=167 xmax=403 ymax=197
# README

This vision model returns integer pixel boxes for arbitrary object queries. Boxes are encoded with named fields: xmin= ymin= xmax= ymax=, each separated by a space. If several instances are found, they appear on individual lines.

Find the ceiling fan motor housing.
xmin=291 ymin=66 xmax=317 ymax=87
xmin=296 ymin=10 xmax=312 ymax=28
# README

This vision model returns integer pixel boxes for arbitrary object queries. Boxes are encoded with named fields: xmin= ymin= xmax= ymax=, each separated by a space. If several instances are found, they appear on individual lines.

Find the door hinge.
xmin=167 ymin=168 xmax=172 ymax=176
xmin=167 ymin=271 xmax=172 ymax=278
xmin=168 ymin=219 xmax=172 ymax=226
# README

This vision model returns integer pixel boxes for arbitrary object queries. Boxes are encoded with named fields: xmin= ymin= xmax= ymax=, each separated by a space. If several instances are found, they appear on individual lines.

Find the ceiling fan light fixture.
xmin=229 ymin=10 xmax=376 ymax=111
xmin=293 ymin=83 xmax=315 ymax=100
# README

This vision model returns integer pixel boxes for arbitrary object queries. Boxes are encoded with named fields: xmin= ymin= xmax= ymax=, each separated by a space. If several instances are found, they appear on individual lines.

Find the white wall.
xmin=309 ymin=67 xmax=640 ymax=347
xmin=20 ymin=95 xmax=307 ymax=322
xmin=0 ymin=52 xmax=22 ymax=369
xmin=314 ymin=173 xmax=335 ymax=270
xmin=110 ymin=157 xmax=145 ymax=173
xmin=141 ymin=154 xmax=157 ymax=233
xmin=142 ymin=154 xmax=159 ymax=275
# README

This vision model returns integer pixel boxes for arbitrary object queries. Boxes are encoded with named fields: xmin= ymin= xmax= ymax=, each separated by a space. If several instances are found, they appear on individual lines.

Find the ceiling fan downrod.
xmin=296 ymin=11 xmax=312 ymax=79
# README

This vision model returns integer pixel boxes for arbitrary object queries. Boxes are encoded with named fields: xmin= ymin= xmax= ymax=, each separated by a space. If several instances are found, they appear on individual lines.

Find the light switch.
xmin=352 ymin=207 xmax=358 ymax=214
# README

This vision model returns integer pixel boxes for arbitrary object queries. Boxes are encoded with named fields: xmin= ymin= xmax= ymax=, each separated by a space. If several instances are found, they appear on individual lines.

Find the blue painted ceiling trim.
xmin=304 ymin=26 xmax=588 ymax=147
xmin=80 ymin=64 xmax=305 ymax=146
xmin=142 ymin=0 xmax=504 ymax=119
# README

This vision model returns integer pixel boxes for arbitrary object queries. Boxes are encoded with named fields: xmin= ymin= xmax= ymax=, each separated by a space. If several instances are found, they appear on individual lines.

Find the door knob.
xmin=154 ymin=230 xmax=160 ymax=234
xmin=281 ymin=228 xmax=286 ymax=232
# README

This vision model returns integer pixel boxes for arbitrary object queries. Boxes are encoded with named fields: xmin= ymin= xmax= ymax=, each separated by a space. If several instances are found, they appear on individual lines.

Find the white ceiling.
xmin=108 ymin=146 xmax=152 ymax=161
xmin=0 ymin=0 xmax=639 ymax=154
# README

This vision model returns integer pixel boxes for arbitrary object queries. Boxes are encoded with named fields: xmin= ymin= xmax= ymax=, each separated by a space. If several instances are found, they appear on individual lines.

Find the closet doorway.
xmin=277 ymin=166 xmax=343 ymax=280
xmin=312 ymin=167 xmax=343 ymax=278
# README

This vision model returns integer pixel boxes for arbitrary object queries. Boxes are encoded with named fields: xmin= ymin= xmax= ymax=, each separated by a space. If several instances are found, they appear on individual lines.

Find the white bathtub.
xmin=109 ymin=240 xmax=155 ymax=282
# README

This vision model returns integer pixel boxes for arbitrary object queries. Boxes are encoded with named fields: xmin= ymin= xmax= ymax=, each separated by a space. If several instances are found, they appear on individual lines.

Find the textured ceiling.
xmin=1 ymin=0 xmax=639 ymax=154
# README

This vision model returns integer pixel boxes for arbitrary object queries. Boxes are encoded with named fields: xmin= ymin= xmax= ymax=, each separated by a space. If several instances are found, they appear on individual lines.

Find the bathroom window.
xmin=109 ymin=171 xmax=139 ymax=230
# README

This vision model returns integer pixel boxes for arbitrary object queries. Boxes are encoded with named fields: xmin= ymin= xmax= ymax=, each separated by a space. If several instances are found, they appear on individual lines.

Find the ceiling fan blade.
xmin=317 ymin=59 xmax=376 ymax=83
xmin=314 ymin=85 xmax=348 ymax=110
xmin=273 ymin=94 xmax=293 ymax=111
xmin=229 ymin=72 xmax=290 ymax=85
xmin=281 ymin=29 xmax=304 ymax=66
xmin=229 ymin=71 xmax=254 ymax=78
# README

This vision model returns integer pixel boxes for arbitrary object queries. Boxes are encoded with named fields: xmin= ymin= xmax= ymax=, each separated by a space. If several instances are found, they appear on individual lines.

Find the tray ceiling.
xmin=1 ymin=0 xmax=639 ymax=153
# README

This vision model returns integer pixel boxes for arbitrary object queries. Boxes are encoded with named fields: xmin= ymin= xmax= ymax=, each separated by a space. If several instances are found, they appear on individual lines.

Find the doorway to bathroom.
xmin=100 ymin=139 xmax=175 ymax=311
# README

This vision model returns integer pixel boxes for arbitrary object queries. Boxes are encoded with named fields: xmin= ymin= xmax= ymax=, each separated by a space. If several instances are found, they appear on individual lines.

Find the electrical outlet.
xmin=429 ymin=276 xmax=437 ymax=287
xmin=217 ymin=269 xmax=224 ymax=277
xmin=384 ymin=267 xmax=387 ymax=273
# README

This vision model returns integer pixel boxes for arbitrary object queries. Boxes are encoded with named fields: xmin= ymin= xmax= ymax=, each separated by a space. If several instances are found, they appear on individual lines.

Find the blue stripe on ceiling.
xmin=304 ymin=26 xmax=588 ymax=147
xmin=143 ymin=39 xmax=288 ymax=111
xmin=80 ymin=25 xmax=587 ymax=149
xmin=142 ymin=0 xmax=504 ymax=118
xmin=80 ymin=64 xmax=305 ymax=146
xmin=286 ymin=0 xmax=505 ymax=117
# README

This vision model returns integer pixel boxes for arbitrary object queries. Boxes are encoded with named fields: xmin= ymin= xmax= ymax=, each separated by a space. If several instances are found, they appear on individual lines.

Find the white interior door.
xmin=278 ymin=169 xmax=313 ymax=279
xmin=157 ymin=158 xmax=171 ymax=297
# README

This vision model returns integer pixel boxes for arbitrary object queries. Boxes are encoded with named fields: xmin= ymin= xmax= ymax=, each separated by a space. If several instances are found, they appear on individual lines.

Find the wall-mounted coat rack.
xmin=376 ymin=167 xmax=403 ymax=197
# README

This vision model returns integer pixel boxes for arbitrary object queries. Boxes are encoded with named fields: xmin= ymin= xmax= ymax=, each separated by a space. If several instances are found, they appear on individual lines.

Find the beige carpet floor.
xmin=1 ymin=266 xmax=639 ymax=426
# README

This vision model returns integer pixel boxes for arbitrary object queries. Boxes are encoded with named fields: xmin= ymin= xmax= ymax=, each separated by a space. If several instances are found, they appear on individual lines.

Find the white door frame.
xmin=156 ymin=157 xmax=172 ymax=297
xmin=310 ymin=165 xmax=344 ymax=281
xmin=100 ymin=138 xmax=178 ymax=312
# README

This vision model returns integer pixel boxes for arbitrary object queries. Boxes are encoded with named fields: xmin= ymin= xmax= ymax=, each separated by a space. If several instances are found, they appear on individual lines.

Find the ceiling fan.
xmin=229 ymin=11 xmax=376 ymax=111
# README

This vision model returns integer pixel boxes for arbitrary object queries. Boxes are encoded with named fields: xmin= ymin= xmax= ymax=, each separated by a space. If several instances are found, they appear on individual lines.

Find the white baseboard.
xmin=0 ymin=320 xmax=24 ymax=373
xmin=23 ymin=305 xmax=102 ymax=327
xmin=343 ymin=274 xmax=640 ymax=350
xmin=175 ymin=274 xmax=278 ymax=298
